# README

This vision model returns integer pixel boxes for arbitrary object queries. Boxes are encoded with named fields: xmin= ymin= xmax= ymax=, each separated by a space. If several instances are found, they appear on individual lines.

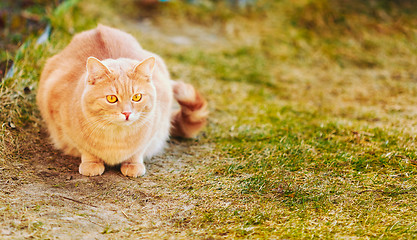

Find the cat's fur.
xmin=37 ymin=25 xmax=208 ymax=177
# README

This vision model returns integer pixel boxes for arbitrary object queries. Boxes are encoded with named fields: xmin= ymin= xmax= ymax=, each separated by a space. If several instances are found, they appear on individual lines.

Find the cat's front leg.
xmin=79 ymin=152 xmax=105 ymax=176
xmin=120 ymin=154 xmax=146 ymax=177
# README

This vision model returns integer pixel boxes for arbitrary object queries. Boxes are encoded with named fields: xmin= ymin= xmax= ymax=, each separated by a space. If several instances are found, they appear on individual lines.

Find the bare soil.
xmin=0 ymin=126 xmax=213 ymax=239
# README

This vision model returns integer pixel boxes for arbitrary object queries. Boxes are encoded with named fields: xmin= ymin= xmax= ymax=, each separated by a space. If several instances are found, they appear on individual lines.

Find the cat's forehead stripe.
xmin=111 ymin=73 xmax=138 ymax=98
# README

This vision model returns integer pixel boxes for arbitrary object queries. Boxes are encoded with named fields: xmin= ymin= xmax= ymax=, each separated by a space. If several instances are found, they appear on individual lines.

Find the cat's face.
xmin=82 ymin=57 xmax=156 ymax=126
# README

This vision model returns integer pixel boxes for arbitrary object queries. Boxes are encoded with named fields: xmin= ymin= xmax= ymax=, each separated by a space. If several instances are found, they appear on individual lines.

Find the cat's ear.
xmin=86 ymin=57 xmax=111 ymax=85
xmin=132 ymin=57 xmax=156 ymax=81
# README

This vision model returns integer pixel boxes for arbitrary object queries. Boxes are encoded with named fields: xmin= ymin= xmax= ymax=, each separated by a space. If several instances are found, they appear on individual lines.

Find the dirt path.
xmin=1 ymin=126 xmax=214 ymax=239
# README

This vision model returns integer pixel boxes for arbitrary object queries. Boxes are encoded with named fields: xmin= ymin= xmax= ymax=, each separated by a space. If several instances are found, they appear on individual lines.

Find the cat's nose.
xmin=122 ymin=111 xmax=132 ymax=120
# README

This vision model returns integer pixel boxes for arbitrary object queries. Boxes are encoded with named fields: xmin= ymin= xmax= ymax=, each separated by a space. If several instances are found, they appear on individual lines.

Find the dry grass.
xmin=1 ymin=0 xmax=417 ymax=239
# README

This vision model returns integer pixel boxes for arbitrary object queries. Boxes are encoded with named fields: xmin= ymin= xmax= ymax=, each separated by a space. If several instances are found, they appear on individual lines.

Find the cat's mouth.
xmin=115 ymin=113 xmax=140 ymax=125
xmin=113 ymin=119 xmax=134 ymax=126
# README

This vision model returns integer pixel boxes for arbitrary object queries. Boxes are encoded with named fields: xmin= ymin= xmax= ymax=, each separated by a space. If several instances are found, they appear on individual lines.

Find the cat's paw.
xmin=121 ymin=163 xmax=146 ymax=177
xmin=79 ymin=162 xmax=105 ymax=176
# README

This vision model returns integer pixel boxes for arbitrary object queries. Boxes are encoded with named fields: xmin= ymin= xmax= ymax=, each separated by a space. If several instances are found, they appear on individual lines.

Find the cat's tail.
xmin=171 ymin=81 xmax=209 ymax=138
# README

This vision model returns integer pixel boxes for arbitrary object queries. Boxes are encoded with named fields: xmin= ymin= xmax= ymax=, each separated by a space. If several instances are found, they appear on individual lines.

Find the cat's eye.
xmin=106 ymin=95 xmax=118 ymax=103
xmin=132 ymin=93 xmax=142 ymax=102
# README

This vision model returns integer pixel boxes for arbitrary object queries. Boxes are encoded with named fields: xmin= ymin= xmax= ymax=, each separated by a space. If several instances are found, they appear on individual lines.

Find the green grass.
xmin=1 ymin=0 xmax=417 ymax=239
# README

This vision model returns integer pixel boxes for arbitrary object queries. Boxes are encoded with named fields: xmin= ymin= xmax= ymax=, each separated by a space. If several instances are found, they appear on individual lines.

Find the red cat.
xmin=37 ymin=25 xmax=208 ymax=177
